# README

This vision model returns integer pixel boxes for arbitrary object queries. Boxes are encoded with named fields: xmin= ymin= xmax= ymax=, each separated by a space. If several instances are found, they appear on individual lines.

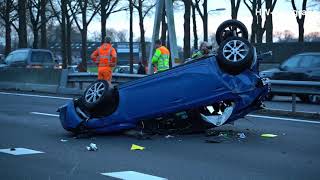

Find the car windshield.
xmin=5 ymin=51 xmax=28 ymax=65
xmin=299 ymin=55 xmax=320 ymax=68
xmin=281 ymin=55 xmax=301 ymax=70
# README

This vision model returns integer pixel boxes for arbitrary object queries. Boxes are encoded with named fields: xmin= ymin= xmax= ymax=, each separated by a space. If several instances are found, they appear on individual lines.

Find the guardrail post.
xmin=292 ymin=94 xmax=296 ymax=113
xmin=79 ymin=82 xmax=83 ymax=90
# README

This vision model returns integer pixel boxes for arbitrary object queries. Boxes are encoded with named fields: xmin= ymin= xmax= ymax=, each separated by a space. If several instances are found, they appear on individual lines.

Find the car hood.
xmin=259 ymin=68 xmax=280 ymax=78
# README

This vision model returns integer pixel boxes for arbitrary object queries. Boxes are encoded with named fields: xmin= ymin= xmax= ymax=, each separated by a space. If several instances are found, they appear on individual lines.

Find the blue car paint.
xmin=59 ymin=56 xmax=268 ymax=133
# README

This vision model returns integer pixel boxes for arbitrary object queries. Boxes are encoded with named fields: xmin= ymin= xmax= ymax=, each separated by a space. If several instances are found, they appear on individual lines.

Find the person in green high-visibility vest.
xmin=152 ymin=39 xmax=170 ymax=73
xmin=191 ymin=41 xmax=212 ymax=59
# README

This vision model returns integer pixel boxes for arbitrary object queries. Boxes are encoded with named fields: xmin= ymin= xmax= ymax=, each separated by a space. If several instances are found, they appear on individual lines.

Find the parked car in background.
xmin=260 ymin=52 xmax=320 ymax=103
xmin=0 ymin=49 xmax=55 ymax=68
xmin=113 ymin=64 xmax=139 ymax=74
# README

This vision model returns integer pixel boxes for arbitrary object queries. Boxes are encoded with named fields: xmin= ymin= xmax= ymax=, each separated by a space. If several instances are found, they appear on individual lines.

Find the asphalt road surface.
xmin=0 ymin=91 xmax=319 ymax=180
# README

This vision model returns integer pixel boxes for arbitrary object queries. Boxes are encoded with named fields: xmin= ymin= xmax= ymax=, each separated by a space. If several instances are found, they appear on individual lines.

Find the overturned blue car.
xmin=58 ymin=20 xmax=270 ymax=134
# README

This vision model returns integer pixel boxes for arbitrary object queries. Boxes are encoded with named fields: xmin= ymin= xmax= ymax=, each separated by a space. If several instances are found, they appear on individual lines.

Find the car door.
xmin=302 ymin=55 xmax=320 ymax=81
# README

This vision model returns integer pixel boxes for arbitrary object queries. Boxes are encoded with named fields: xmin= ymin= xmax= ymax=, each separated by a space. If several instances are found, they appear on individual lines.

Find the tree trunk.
xmin=4 ymin=0 xmax=12 ymax=55
xmin=5 ymin=22 xmax=11 ymax=55
xmin=250 ymin=18 xmax=257 ymax=43
xmin=33 ymin=29 xmax=39 ymax=48
xmin=81 ymin=29 xmax=88 ymax=71
xmin=192 ymin=3 xmax=198 ymax=50
xmin=183 ymin=0 xmax=191 ymax=60
xmin=265 ymin=14 xmax=273 ymax=43
xmin=101 ymin=0 xmax=106 ymax=43
xmin=256 ymin=0 xmax=263 ymax=43
xmin=160 ymin=7 xmax=167 ymax=46
xmin=18 ymin=0 xmax=28 ymax=48
xmin=61 ymin=0 xmax=67 ymax=69
xmin=66 ymin=16 xmax=72 ymax=66
xmin=40 ymin=0 xmax=47 ymax=48
xmin=129 ymin=0 xmax=134 ymax=74
xmin=265 ymin=0 xmax=273 ymax=43
xmin=138 ymin=0 xmax=147 ymax=65
xmin=231 ymin=0 xmax=241 ymax=19
xmin=203 ymin=0 xmax=208 ymax=42
xmin=298 ymin=21 xmax=304 ymax=42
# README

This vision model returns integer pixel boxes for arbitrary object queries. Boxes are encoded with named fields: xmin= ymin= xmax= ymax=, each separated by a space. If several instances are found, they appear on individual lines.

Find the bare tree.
xmin=28 ymin=0 xmax=42 ymax=48
xmin=40 ymin=0 xmax=48 ymax=48
xmin=274 ymin=30 xmax=296 ymax=42
xmin=244 ymin=0 xmax=257 ymax=43
xmin=182 ymin=0 xmax=191 ymax=59
xmin=230 ymin=0 xmax=241 ymax=19
xmin=265 ymin=0 xmax=277 ymax=43
xmin=0 ymin=0 xmax=17 ymax=55
xmin=100 ymin=0 xmax=124 ymax=43
xmin=133 ymin=0 xmax=156 ymax=64
xmin=191 ymin=1 xmax=198 ymax=50
xmin=305 ymin=32 xmax=320 ymax=42
xmin=291 ymin=0 xmax=308 ymax=42
xmin=68 ymin=0 xmax=101 ymax=71
xmin=129 ymin=0 xmax=134 ymax=73
xmin=194 ymin=0 xmax=208 ymax=41
xmin=18 ymin=0 xmax=28 ymax=48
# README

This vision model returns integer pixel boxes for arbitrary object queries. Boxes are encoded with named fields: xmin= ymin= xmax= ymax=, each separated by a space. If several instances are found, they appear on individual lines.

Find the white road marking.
xmin=30 ymin=112 xmax=59 ymax=117
xmin=101 ymin=171 xmax=167 ymax=180
xmin=0 ymin=148 xmax=44 ymax=155
xmin=0 ymin=92 xmax=72 ymax=100
xmin=247 ymin=114 xmax=320 ymax=124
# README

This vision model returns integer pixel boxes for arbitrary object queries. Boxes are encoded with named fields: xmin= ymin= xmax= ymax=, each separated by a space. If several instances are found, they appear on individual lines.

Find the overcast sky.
xmin=89 ymin=0 xmax=320 ymax=46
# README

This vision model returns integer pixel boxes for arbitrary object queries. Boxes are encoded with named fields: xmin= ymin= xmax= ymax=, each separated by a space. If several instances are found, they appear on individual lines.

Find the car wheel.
xmin=217 ymin=37 xmax=254 ymax=75
xmin=216 ymin=20 xmax=249 ymax=45
xmin=81 ymin=80 xmax=119 ymax=118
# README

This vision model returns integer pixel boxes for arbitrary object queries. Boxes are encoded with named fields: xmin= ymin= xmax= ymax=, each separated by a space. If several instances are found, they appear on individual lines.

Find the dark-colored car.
xmin=260 ymin=52 xmax=320 ymax=103
xmin=0 ymin=49 xmax=55 ymax=68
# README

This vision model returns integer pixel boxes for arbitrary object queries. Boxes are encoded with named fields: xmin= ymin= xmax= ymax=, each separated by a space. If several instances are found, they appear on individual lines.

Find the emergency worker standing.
xmin=91 ymin=37 xmax=117 ymax=82
xmin=152 ymin=40 xmax=170 ymax=73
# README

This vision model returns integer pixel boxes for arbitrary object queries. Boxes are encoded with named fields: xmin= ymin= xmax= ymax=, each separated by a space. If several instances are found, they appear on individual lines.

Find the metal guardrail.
xmin=270 ymin=80 xmax=320 ymax=95
xmin=67 ymin=73 xmax=319 ymax=112
xmin=68 ymin=72 xmax=146 ymax=89
xmin=270 ymin=80 xmax=320 ymax=112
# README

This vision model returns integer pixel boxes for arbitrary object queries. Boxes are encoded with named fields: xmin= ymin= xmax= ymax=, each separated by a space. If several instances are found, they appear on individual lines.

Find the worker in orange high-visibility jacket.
xmin=91 ymin=37 xmax=117 ymax=83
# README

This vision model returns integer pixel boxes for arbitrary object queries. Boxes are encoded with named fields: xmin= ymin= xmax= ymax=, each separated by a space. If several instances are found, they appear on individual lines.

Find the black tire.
xmin=217 ymin=37 xmax=254 ymax=75
xmin=216 ymin=20 xmax=249 ymax=45
xmin=81 ymin=80 xmax=119 ymax=118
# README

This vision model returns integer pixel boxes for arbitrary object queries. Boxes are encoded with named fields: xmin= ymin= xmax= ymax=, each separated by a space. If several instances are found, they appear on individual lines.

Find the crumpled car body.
xmin=59 ymin=55 xmax=269 ymax=134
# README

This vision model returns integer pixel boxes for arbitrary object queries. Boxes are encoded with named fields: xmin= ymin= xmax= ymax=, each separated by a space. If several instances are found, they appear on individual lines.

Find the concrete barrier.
xmin=0 ymin=67 xmax=61 ymax=93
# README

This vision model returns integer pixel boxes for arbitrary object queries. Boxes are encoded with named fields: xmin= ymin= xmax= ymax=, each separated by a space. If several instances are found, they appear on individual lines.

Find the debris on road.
xmin=165 ymin=135 xmax=174 ymax=139
xmin=86 ymin=143 xmax=98 ymax=151
xmin=238 ymin=133 xmax=246 ymax=139
xmin=131 ymin=144 xmax=145 ymax=151
xmin=10 ymin=148 xmax=16 ymax=151
xmin=60 ymin=139 xmax=68 ymax=142
xmin=261 ymin=134 xmax=278 ymax=138
xmin=205 ymin=136 xmax=226 ymax=143
xmin=205 ymin=139 xmax=221 ymax=143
